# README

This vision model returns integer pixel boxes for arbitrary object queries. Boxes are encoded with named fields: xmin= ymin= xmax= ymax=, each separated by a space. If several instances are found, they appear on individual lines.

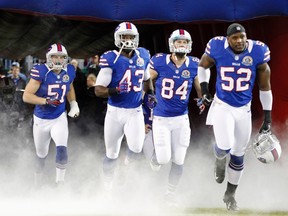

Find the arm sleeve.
xmin=260 ymin=90 xmax=273 ymax=110
xmin=197 ymin=66 xmax=211 ymax=83
xmin=95 ymin=67 xmax=113 ymax=87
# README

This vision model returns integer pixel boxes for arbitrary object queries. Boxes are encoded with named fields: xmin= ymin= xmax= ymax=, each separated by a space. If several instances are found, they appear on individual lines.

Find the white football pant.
xmin=152 ymin=114 xmax=191 ymax=165
xmin=104 ymin=104 xmax=145 ymax=159
xmin=33 ymin=112 xmax=68 ymax=158
xmin=206 ymin=95 xmax=251 ymax=184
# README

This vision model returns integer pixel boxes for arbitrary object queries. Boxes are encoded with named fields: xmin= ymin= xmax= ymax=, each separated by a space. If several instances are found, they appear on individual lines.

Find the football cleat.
xmin=214 ymin=157 xmax=226 ymax=184
xmin=223 ymin=193 xmax=239 ymax=211
xmin=150 ymin=157 xmax=161 ymax=171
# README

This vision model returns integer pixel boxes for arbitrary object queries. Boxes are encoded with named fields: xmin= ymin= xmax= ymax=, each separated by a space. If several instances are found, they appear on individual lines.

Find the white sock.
xmin=56 ymin=168 xmax=66 ymax=183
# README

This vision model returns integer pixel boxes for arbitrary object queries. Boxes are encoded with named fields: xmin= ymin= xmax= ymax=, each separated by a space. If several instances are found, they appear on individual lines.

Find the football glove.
xmin=259 ymin=121 xmax=271 ymax=133
xmin=46 ymin=95 xmax=60 ymax=107
xmin=259 ymin=110 xmax=272 ymax=133
xmin=143 ymin=91 xmax=157 ymax=109
xmin=194 ymin=98 xmax=205 ymax=115
xmin=116 ymin=80 xmax=129 ymax=94
xmin=202 ymin=93 xmax=213 ymax=106
xmin=68 ymin=100 xmax=80 ymax=118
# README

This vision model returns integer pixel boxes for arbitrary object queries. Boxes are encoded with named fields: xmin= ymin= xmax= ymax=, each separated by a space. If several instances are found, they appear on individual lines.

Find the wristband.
xmin=108 ymin=88 xmax=119 ymax=96
xmin=200 ymin=82 xmax=210 ymax=96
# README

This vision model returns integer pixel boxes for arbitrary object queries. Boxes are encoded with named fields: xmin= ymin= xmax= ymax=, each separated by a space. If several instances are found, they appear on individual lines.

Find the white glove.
xmin=68 ymin=100 xmax=80 ymax=118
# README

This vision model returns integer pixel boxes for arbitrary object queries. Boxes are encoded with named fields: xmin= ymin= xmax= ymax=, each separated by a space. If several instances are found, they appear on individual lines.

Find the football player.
xmin=149 ymin=29 xmax=204 ymax=205
xmin=95 ymin=22 xmax=155 ymax=190
xmin=23 ymin=43 xmax=80 ymax=186
xmin=197 ymin=23 xmax=273 ymax=211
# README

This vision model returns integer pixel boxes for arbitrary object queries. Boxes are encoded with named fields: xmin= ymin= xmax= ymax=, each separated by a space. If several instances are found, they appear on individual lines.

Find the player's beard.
xmin=174 ymin=52 xmax=186 ymax=60
xmin=123 ymin=49 xmax=134 ymax=54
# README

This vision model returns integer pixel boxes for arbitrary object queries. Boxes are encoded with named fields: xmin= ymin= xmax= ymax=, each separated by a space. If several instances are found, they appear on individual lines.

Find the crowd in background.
xmin=0 ymin=55 xmax=107 ymax=136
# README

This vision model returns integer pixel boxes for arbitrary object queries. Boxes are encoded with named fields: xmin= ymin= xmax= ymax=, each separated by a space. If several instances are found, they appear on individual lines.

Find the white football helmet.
xmin=46 ymin=43 xmax=68 ymax=71
xmin=252 ymin=131 xmax=281 ymax=164
xmin=169 ymin=29 xmax=192 ymax=54
xmin=114 ymin=22 xmax=139 ymax=50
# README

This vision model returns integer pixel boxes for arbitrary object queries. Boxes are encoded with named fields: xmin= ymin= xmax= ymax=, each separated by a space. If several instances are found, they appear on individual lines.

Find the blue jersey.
xmin=151 ymin=53 xmax=199 ymax=117
xmin=206 ymin=36 xmax=271 ymax=107
xmin=99 ymin=48 xmax=150 ymax=108
xmin=30 ymin=64 xmax=76 ymax=119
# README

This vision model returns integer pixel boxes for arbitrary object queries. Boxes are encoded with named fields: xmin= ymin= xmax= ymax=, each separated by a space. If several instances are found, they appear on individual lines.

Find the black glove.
xmin=200 ymin=82 xmax=213 ymax=106
xmin=259 ymin=110 xmax=272 ymax=133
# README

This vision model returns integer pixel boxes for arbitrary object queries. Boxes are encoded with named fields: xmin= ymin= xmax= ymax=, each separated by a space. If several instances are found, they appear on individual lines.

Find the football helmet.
xmin=114 ymin=22 xmax=139 ymax=50
xmin=169 ymin=29 xmax=192 ymax=54
xmin=46 ymin=43 xmax=68 ymax=71
xmin=252 ymin=131 xmax=281 ymax=164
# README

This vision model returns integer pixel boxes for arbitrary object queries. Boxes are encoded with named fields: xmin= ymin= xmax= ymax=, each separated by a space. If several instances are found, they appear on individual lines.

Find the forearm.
xmin=260 ymin=90 xmax=273 ymax=123
xmin=143 ymin=78 xmax=154 ymax=93
xmin=95 ymin=85 xmax=113 ymax=97
xmin=23 ymin=93 xmax=46 ymax=105
xmin=66 ymin=87 xmax=76 ymax=103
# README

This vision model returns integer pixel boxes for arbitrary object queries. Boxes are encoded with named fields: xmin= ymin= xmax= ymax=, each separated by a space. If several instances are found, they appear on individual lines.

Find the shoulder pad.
xmin=99 ymin=50 xmax=118 ymax=68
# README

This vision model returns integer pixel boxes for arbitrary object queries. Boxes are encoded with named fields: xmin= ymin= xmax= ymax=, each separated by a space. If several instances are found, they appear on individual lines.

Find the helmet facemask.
xmin=46 ymin=44 xmax=68 ymax=71
xmin=114 ymin=22 xmax=139 ymax=50
xmin=113 ymin=22 xmax=139 ymax=63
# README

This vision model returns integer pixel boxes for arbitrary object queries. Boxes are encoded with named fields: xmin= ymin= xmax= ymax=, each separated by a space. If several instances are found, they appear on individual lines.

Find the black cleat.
xmin=214 ymin=157 xmax=226 ymax=184
xmin=223 ymin=193 xmax=239 ymax=211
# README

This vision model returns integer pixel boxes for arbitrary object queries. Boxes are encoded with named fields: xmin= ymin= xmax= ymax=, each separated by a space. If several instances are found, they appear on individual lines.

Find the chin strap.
xmin=113 ymin=42 xmax=138 ymax=64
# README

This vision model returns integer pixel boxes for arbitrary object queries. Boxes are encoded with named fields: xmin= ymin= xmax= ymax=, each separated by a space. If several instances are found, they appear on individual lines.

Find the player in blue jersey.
xmin=23 ymin=43 xmax=80 ymax=187
xmin=197 ymin=23 xmax=273 ymax=211
xmin=149 ymin=29 xmax=205 ymax=205
xmin=95 ymin=22 xmax=155 ymax=190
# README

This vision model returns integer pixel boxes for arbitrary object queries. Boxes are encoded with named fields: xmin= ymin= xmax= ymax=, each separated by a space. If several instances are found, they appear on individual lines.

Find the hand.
xmin=46 ymin=95 xmax=60 ymax=107
xmin=147 ymin=94 xmax=157 ymax=109
xmin=259 ymin=121 xmax=271 ymax=133
xmin=116 ymin=80 xmax=129 ymax=94
xmin=202 ymin=93 xmax=213 ymax=106
xmin=143 ymin=92 xmax=157 ymax=109
xmin=68 ymin=100 xmax=80 ymax=118
xmin=145 ymin=124 xmax=152 ymax=134
xmin=194 ymin=98 xmax=205 ymax=115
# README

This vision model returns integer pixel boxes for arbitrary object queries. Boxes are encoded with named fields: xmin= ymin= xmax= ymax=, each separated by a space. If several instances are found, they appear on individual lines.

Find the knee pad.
xmin=214 ymin=144 xmax=230 ymax=159
xmin=56 ymin=146 xmax=68 ymax=166
xmin=229 ymin=154 xmax=244 ymax=171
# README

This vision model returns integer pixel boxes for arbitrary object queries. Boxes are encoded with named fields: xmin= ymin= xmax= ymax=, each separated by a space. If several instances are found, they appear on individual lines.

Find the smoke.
xmin=0 ymin=120 xmax=287 ymax=216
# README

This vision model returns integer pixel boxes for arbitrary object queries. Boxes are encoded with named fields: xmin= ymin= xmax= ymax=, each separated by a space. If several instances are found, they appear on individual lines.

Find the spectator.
xmin=70 ymin=59 xmax=86 ymax=111
xmin=8 ymin=62 xmax=27 ymax=83
xmin=86 ymin=54 xmax=100 ymax=76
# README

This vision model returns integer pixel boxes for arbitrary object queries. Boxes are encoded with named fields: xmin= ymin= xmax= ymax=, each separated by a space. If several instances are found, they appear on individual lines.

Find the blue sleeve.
xmin=99 ymin=50 xmax=117 ymax=68
xmin=205 ymin=36 xmax=225 ymax=60
xmin=30 ymin=64 xmax=45 ymax=82
xmin=255 ymin=41 xmax=271 ymax=64
xmin=150 ymin=53 xmax=165 ymax=70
